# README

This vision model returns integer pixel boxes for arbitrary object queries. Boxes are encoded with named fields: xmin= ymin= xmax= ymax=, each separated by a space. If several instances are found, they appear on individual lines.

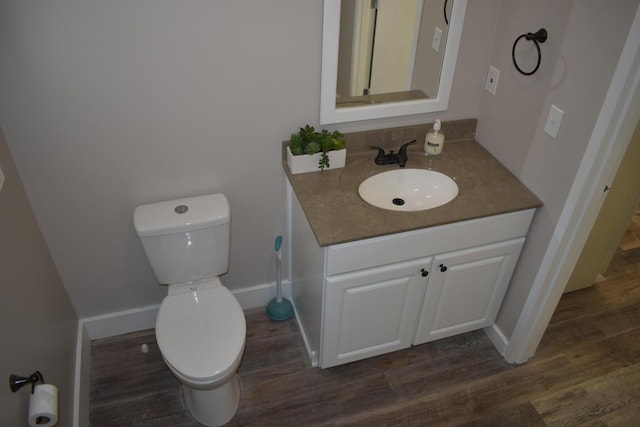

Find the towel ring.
xmin=444 ymin=0 xmax=449 ymax=25
xmin=512 ymin=28 xmax=548 ymax=76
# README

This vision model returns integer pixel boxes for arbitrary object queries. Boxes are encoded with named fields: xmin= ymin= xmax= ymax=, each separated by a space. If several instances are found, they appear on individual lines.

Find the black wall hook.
xmin=512 ymin=28 xmax=548 ymax=76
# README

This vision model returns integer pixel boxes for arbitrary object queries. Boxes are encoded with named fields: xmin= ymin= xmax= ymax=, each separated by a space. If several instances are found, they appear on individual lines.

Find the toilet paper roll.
xmin=28 ymin=384 xmax=58 ymax=427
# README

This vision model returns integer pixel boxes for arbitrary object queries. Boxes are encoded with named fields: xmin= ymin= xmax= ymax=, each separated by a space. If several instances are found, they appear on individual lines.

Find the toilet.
xmin=133 ymin=193 xmax=246 ymax=427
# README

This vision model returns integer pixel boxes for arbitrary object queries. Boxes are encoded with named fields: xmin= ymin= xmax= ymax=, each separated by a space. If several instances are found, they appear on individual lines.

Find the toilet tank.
xmin=133 ymin=193 xmax=230 ymax=285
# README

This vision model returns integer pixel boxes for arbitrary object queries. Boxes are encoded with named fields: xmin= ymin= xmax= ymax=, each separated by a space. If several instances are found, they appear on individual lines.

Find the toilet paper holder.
xmin=10 ymin=371 xmax=59 ymax=427
xmin=9 ymin=371 xmax=44 ymax=394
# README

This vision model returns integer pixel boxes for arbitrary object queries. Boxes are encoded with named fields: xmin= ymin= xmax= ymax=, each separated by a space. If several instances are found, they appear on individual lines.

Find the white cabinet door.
xmin=321 ymin=257 xmax=432 ymax=368
xmin=414 ymin=238 xmax=525 ymax=345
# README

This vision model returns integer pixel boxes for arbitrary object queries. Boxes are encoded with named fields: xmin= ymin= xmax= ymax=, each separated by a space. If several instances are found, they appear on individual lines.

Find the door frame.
xmin=505 ymin=4 xmax=640 ymax=364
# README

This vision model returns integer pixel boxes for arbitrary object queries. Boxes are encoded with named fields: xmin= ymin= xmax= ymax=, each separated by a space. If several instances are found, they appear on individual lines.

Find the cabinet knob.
xmin=440 ymin=264 xmax=448 ymax=272
xmin=421 ymin=268 xmax=429 ymax=277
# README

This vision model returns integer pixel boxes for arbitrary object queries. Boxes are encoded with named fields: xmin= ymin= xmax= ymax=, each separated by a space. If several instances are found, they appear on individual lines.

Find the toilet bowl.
xmin=156 ymin=279 xmax=245 ymax=426
xmin=134 ymin=193 xmax=246 ymax=426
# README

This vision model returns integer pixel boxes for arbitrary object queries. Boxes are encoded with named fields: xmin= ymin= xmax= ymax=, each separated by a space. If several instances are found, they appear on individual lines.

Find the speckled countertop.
xmin=283 ymin=119 xmax=542 ymax=247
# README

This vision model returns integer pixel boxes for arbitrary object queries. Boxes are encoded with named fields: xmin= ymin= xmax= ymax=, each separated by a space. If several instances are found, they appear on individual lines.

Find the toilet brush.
xmin=266 ymin=235 xmax=293 ymax=321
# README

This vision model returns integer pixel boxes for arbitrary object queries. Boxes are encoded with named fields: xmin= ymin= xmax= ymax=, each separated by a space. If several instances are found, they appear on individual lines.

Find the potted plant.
xmin=287 ymin=125 xmax=347 ymax=174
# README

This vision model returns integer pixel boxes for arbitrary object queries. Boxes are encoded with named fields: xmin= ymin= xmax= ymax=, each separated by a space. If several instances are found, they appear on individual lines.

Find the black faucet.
xmin=370 ymin=140 xmax=416 ymax=167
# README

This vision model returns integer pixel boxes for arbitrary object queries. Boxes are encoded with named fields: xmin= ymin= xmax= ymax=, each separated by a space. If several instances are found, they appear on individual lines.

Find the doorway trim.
xmin=504 ymin=4 xmax=640 ymax=364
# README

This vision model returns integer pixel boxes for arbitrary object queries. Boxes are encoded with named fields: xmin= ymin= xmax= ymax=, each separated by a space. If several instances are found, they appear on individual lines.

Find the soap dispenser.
xmin=424 ymin=119 xmax=445 ymax=156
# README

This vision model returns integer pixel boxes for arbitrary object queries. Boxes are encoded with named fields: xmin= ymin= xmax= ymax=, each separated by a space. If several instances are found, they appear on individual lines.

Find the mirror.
xmin=320 ymin=0 xmax=467 ymax=124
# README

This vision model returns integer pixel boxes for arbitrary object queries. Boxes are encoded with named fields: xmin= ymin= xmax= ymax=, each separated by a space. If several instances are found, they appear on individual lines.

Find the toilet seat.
xmin=156 ymin=284 xmax=246 ymax=383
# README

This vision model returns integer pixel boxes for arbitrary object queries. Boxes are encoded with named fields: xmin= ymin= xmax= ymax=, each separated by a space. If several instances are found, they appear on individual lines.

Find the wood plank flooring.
xmin=90 ymin=244 xmax=640 ymax=426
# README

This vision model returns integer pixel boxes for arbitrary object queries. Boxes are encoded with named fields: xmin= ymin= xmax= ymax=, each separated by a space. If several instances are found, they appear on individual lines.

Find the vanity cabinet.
xmin=290 ymin=189 xmax=535 ymax=368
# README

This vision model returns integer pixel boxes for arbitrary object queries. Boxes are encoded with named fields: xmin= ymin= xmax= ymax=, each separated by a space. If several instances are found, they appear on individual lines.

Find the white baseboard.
xmin=233 ymin=280 xmax=292 ymax=312
xmin=81 ymin=280 xmax=292 ymax=340
xmin=484 ymin=323 xmax=509 ymax=357
xmin=292 ymin=303 xmax=319 ymax=367
xmin=82 ymin=304 xmax=162 ymax=340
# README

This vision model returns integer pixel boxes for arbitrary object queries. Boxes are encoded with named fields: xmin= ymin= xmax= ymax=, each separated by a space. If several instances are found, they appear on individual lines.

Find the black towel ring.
xmin=443 ymin=0 xmax=449 ymax=25
xmin=512 ymin=28 xmax=548 ymax=76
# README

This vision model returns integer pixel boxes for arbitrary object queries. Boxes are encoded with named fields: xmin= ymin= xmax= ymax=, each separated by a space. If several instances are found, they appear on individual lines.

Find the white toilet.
xmin=133 ymin=193 xmax=246 ymax=427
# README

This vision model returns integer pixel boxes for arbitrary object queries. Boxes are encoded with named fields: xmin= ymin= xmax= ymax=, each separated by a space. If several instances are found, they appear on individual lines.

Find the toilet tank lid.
xmin=134 ymin=193 xmax=230 ymax=237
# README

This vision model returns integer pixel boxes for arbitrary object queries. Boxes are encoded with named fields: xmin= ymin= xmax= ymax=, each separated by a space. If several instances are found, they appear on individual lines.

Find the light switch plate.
xmin=0 ymin=164 xmax=4 ymax=194
xmin=544 ymin=105 xmax=564 ymax=139
xmin=432 ymin=27 xmax=443 ymax=52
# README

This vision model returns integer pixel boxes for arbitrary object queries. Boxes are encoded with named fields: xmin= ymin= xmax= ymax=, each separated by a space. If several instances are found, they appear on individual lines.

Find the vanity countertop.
xmin=283 ymin=125 xmax=542 ymax=247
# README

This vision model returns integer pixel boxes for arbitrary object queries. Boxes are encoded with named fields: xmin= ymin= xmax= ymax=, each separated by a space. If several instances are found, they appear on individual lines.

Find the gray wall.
xmin=0 ymin=127 xmax=77 ymax=427
xmin=476 ymin=0 xmax=638 ymax=338
xmin=0 ymin=0 xmax=637 ymax=351
xmin=0 ymin=0 xmax=499 ymax=319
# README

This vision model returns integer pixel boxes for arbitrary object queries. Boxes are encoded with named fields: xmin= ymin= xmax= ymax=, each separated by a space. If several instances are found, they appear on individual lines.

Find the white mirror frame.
xmin=320 ymin=0 xmax=467 ymax=124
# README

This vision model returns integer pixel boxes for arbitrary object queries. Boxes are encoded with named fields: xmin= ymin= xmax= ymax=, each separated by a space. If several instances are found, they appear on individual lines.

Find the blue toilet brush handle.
xmin=275 ymin=236 xmax=283 ymax=302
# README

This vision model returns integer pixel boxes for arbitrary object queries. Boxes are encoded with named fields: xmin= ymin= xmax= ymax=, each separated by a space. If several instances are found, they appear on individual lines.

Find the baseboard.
xmin=81 ymin=280 xmax=292 ymax=340
xmin=484 ymin=323 xmax=509 ymax=357
xmin=233 ymin=280 xmax=292 ymax=311
xmin=82 ymin=304 xmax=161 ymax=340
xmin=292 ymin=302 xmax=319 ymax=367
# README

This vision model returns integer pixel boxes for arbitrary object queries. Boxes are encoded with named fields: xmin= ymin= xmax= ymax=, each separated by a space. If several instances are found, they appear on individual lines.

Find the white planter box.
xmin=286 ymin=148 xmax=346 ymax=175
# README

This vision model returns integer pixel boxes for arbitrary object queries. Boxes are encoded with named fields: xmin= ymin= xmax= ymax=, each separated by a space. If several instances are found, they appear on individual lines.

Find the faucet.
xmin=370 ymin=140 xmax=416 ymax=167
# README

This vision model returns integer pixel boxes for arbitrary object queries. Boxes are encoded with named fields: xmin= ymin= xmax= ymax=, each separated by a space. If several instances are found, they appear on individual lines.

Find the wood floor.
xmin=90 ymin=244 xmax=640 ymax=426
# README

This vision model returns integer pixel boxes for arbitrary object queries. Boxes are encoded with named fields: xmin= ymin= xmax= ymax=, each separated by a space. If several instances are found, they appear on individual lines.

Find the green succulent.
xmin=289 ymin=125 xmax=346 ymax=171
xmin=304 ymin=141 xmax=322 ymax=155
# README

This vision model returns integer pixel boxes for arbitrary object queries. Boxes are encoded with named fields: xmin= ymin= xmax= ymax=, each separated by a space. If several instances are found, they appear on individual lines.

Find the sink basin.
xmin=358 ymin=169 xmax=458 ymax=212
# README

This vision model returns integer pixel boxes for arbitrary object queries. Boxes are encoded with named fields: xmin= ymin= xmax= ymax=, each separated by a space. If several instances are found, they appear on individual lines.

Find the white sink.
xmin=358 ymin=169 xmax=459 ymax=212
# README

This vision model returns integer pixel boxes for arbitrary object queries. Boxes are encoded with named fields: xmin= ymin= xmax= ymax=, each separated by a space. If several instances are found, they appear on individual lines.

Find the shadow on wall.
xmin=0 ymin=126 xmax=78 ymax=427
